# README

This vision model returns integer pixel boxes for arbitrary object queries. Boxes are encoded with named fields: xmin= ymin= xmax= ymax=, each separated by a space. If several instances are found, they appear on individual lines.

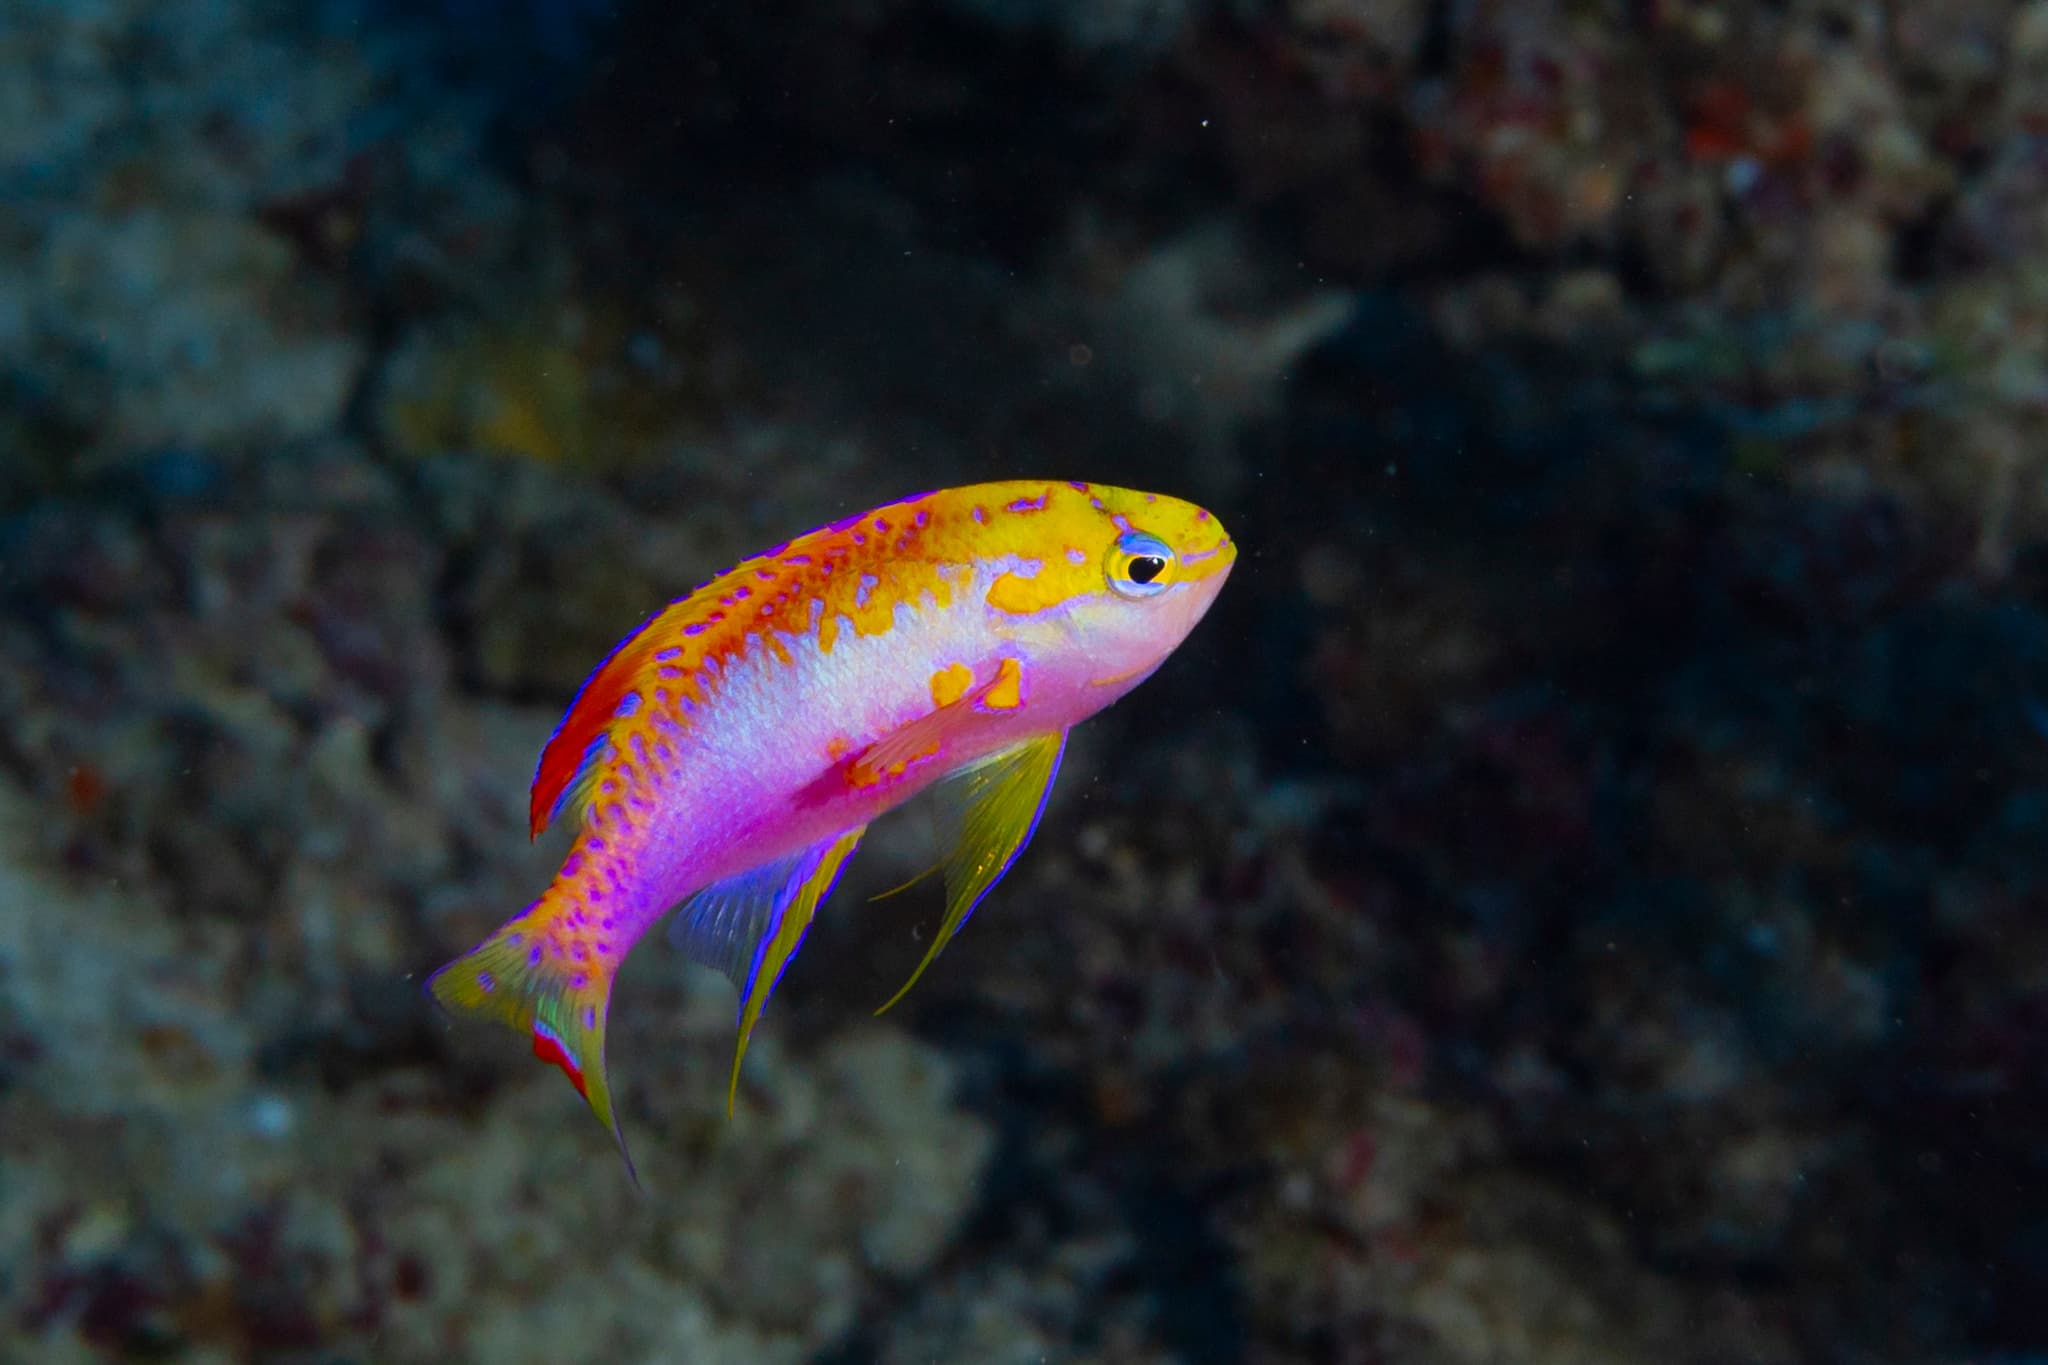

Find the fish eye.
xmin=1106 ymin=530 xmax=1176 ymax=599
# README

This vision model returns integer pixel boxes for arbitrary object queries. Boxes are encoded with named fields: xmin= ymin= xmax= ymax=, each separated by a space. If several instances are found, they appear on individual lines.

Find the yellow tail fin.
xmin=427 ymin=911 xmax=638 ymax=1186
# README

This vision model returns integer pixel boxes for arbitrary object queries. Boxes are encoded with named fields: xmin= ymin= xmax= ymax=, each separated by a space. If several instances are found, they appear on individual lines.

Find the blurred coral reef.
xmin=3 ymin=0 xmax=2047 ymax=1361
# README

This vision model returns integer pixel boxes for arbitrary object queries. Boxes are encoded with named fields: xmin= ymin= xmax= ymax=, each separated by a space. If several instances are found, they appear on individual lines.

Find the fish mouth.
xmin=1177 ymin=531 xmax=1236 ymax=577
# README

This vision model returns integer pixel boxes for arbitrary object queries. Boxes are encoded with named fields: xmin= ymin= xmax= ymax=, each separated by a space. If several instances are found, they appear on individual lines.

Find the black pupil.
xmin=1128 ymin=555 xmax=1167 ymax=585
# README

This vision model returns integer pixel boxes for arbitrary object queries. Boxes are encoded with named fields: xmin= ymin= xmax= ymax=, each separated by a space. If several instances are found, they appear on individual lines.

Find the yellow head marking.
xmin=986 ymin=563 xmax=1062 ymax=614
xmin=970 ymin=481 xmax=1234 ymax=617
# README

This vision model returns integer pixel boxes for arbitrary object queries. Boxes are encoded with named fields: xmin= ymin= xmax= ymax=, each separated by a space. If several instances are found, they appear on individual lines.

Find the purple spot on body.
xmin=589 ymin=838 xmax=607 ymax=852
xmin=708 ymin=610 xmax=725 ymax=622
xmin=654 ymin=647 xmax=682 ymax=661
xmin=1067 ymin=546 xmax=1087 ymax=564
xmin=572 ymin=973 xmax=589 ymax=989
xmin=683 ymin=622 xmax=709 ymax=636
xmin=1111 ymin=514 xmax=1133 ymax=532
xmin=853 ymin=532 xmax=866 ymax=546
xmin=734 ymin=585 xmax=752 ymax=600
xmin=477 ymin=971 xmax=495 ymax=993
xmin=657 ymin=665 xmax=682 ymax=679
xmin=873 ymin=518 xmax=891 ymax=532
xmin=1068 ymin=480 xmax=1090 ymax=492
xmin=785 ymin=554 xmax=812 ymax=565
xmin=1008 ymin=494 xmax=1049 ymax=513
xmin=972 ymin=505 xmax=988 ymax=523
xmin=914 ymin=509 xmax=930 ymax=527
xmin=756 ymin=569 xmax=776 ymax=581
xmin=590 ymin=887 xmax=605 ymax=902
xmin=507 ymin=930 xmax=526 ymax=945
xmin=615 ymin=692 xmax=643 ymax=716
xmin=583 ymin=1006 xmax=597 ymax=1029
xmin=529 ymin=944 xmax=544 ymax=965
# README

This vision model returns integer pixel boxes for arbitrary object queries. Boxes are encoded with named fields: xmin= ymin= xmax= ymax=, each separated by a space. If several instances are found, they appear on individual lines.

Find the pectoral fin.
xmin=839 ymin=657 xmax=1028 ymax=794
xmin=875 ymin=729 xmax=1067 ymax=1015
xmin=668 ymin=825 xmax=867 ymax=1114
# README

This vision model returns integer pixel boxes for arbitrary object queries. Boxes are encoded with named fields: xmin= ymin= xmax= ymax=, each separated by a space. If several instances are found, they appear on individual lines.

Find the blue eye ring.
xmin=1105 ymin=530 xmax=1176 ymax=599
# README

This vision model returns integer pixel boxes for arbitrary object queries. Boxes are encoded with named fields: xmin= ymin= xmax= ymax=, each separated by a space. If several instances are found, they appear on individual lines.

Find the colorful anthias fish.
xmin=428 ymin=480 xmax=1235 ymax=1175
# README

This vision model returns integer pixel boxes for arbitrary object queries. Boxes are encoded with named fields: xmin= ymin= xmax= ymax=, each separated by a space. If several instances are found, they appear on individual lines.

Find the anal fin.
xmin=667 ymin=825 xmax=867 ymax=1114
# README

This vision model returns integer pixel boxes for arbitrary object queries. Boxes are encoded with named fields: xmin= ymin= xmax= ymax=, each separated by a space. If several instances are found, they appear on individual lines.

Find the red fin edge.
xmin=532 ymin=1018 xmax=590 ymax=1100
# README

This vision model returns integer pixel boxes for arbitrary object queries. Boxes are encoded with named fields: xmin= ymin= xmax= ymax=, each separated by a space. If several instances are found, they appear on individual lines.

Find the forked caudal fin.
xmin=427 ymin=912 xmax=638 ymax=1185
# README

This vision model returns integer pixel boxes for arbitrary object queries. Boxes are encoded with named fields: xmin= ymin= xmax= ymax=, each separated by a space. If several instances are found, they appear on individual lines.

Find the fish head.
xmin=977 ymin=481 xmax=1235 ymax=704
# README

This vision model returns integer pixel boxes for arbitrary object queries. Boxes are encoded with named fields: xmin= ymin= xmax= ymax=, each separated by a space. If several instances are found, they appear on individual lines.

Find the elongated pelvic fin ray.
xmin=875 ymin=729 xmax=1067 ymax=1016
xmin=427 ymin=918 xmax=638 ymax=1186
xmin=668 ymin=826 xmax=868 ymax=1115
xmin=867 ymin=860 xmax=942 ymax=903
